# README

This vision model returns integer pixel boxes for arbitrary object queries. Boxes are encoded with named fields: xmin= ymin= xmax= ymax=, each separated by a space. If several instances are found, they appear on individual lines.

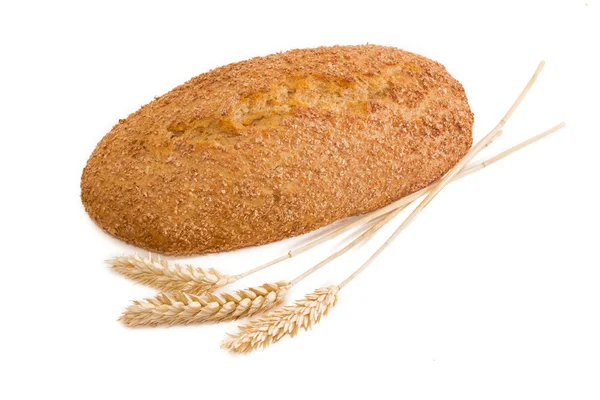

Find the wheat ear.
xmin=119 ymin=281 xmax=289 ymax=327
xmin=222 ymin=286 xmax=339 ymax=353
xmin=108 ymin=254 xmax=238 ymax=295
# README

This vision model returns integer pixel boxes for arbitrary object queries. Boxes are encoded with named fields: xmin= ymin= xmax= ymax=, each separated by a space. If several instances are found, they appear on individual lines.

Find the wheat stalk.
xmin=222 ymin=286 xmax=339 ymax=353
xmin=108 ymin=254 xmax=237 ymax=295
xmin=119 ymin=281 xmax=289 ymax=327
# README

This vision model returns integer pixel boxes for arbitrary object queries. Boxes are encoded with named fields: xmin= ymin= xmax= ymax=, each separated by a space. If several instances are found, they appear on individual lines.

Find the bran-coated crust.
xmin=81 ymin=44 xmax=474 ymax=255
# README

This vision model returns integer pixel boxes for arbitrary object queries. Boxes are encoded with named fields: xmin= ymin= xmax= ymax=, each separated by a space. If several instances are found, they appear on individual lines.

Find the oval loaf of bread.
xmin=81 ymin=44 xmax=474 ymax=255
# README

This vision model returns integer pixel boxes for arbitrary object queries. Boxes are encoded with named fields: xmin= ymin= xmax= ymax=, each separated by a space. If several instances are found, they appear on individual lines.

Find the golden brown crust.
xmin=81 ymin=44 xmax=474 ymax=255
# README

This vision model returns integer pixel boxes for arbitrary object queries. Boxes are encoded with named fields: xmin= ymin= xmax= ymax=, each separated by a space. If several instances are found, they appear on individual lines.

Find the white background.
xmin=1 ymin=1 xmax=598 ymax=398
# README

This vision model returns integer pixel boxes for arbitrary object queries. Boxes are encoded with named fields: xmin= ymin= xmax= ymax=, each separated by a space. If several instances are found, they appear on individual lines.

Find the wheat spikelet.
xmin=119 ymin=281 xmax=290 ymax=327
xmin=109 ymin=255 xmax=235 ymax=295
xmin=222 ymin=285 xmax=339 ymax=354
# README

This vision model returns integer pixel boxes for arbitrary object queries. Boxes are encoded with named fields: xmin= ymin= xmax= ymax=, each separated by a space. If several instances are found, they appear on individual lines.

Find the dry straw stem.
xmin=109 ymin=254 xmax=238 ymax=296
xmin=289 ymin=205 xmax=406 ymax=285
xmin=119 ymin=281 xmax=290 ymax=327
xmin=224 ymin=61 xmax=560 ymax=354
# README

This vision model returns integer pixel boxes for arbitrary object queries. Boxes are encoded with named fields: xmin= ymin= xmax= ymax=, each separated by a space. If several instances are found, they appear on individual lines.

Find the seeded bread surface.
xmin=81 ymin=44 xmax=474 ymax=255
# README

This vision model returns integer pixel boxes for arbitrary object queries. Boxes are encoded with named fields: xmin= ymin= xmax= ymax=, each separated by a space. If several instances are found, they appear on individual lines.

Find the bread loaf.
xmin=81 ymin=44 xmax=473 ymax=255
